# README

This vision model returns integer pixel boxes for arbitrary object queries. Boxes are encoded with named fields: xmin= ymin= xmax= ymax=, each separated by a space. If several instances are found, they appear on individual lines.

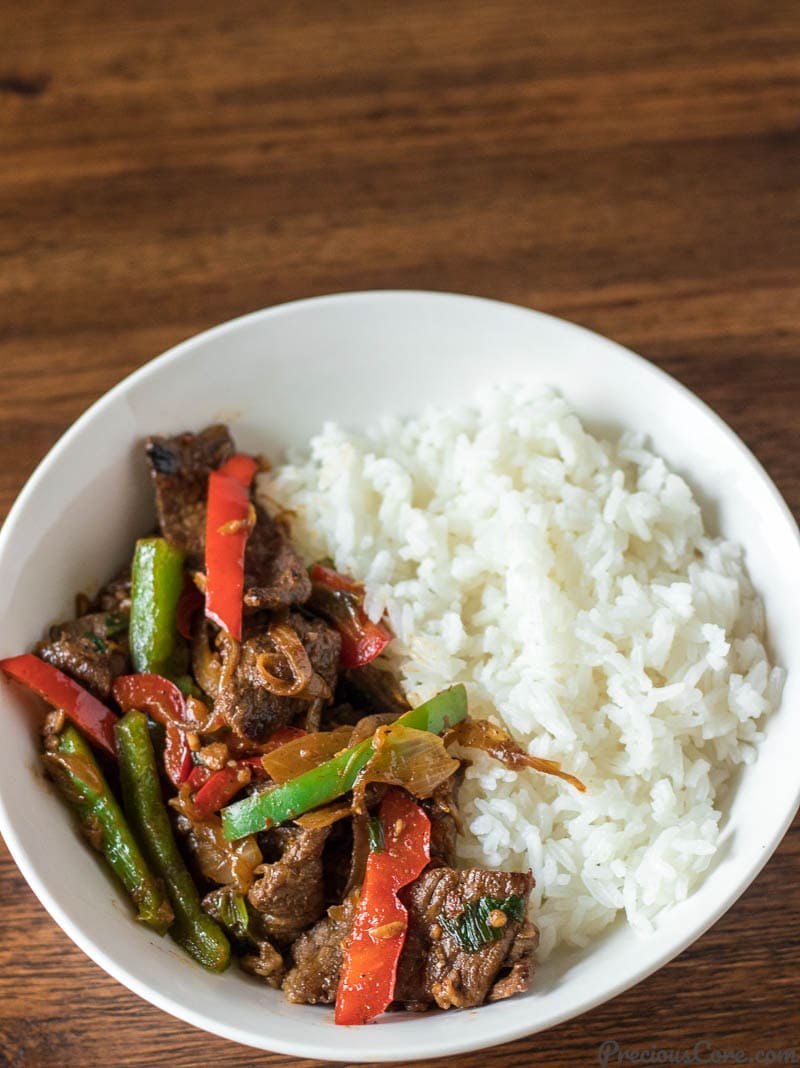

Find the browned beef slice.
xmin=282 ymin=892 xmax=358 ymax=1005
xmin=282 ymin=867 xmax=537 ymax=1011
xmin=216 ymin=612 xmax=341 ymax=740
xmin=145 ymin=425 xmax=234 ymax=564
xmin=394 ymin=867 xmax=537 ymax=1010
xmin=243 ymin=504 xmax=312 ymax=611
xmin=487 ymin=919 xmax=538 ymax=1002
xmin=424 ymin=771 xmax=463 ymax=869
xmin=91 ymin=568 xmax=132 ymax=614
xmin=321 ymin=701 xmax=362 ymax=727
xmin=36 ymin=612 xmax=130 ymax=699
xmin=248 ymin=826 xmax=330 ymax=945
xmin=145 ymin=426 xmax=310 ymax=609
xmin=240 ymin=940 xmax=285 ymax=987
xmin=336 ymin=662 xmax=411 ymax=718
xmin=320 ymin=815 xmax=357 ymax=904
xmin=202 ymin=889 xmax=285 ymax=987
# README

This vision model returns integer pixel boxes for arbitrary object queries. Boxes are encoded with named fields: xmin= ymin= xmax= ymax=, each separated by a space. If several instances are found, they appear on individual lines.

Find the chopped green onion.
xmin=205 ymin=887 xmax=255 ymax=946
xmin=104 ymin=613 xmax=128 ymax=637
xmin=367 ymin=816 xmax=385 ymax=854
xmin=438 ymin=894 xmax=525 ymax=953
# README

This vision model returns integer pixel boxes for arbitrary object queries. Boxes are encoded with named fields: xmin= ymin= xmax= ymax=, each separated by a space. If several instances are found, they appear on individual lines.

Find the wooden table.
xmin=1 ymin=2 xmax=798 ymax=1065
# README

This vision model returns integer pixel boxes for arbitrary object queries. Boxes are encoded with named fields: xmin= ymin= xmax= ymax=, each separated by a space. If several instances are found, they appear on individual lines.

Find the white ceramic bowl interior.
xmin=0 ymin=292 xmax=798 ymax=1061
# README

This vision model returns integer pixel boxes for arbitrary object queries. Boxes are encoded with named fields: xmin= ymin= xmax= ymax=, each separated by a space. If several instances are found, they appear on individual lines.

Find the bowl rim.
xmin=0 ymin=289 xmax=798 ymax=1061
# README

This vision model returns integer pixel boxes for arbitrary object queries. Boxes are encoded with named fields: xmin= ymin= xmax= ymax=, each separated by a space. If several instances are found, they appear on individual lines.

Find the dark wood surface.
xmin=1 ymin=2 xmax=798 ymax=1066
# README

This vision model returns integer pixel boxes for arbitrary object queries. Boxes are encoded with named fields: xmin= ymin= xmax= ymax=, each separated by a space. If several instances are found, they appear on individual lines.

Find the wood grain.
xmin=0 ymin=1 xmax=798 ymax=1065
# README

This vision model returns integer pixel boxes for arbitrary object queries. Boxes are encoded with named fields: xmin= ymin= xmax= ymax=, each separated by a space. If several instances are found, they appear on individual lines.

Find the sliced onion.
xmin=299 ymin=673 xmax=333 ymax=733
xmin=183 ymin=695 xmax=224 ymax=734
xmin=170 ymin=785 xmax=262 ymax=892
xmin=192 ymin=620 xmax=222 ymax=698
xmin=217 ymin=630 xmax=241 ymax=694
xmin=353 ymin=723 xmax=460 ymax=811
xmin=261 ymin=725 xmax=353 ymax=784
xmin=295 ymin=799 xmax=353 ymax=830
xmin=255 ymin=623 xmax=313 ymax=697
xmin=445 ymin=718 xmax=585 ymax=792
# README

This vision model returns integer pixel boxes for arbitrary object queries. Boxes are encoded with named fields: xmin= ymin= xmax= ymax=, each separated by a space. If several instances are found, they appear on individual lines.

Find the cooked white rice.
xmin=267 ymin=385 xmax=784 ymax=958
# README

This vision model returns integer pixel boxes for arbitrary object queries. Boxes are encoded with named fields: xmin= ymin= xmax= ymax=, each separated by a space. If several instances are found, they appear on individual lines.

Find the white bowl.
xmin=0 ymin=291 xmax=798 ymax=1062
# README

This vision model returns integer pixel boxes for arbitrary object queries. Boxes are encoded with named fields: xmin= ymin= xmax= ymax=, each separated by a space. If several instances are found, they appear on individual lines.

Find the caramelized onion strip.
xmin=192 ymin=620 xmax=222 ymax=698
xmin=255 ymin=623 xmax=313 ymax=697
xmin=445 ymin=718 xmax=585 ymax=792
xmin=261 ymin=726 xmax=353 ymax=784
xmin=295 ymin=800 xmax=353 ymax=830
xmin=216 ymin=631 xmax=241 ymax=693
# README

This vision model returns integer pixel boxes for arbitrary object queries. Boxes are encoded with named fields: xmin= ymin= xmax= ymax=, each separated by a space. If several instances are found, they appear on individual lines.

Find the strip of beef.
xmin=36 ymin=612 xmax=130 ymax=699
xmin=243 ymin=504 xmax=312 ymax=611
xmin=320 ymin=816 xmax=358 ymax=905
xmin=282 ymin=891 xmax=358 ymax=1005
xmin=145 ymin=425 xmax=233 ymax=564
xmin=394 ymin=867 xmax=537 ymax=1010
xmin=282 ymin=866 xmax=537 ymax=1011
xmin=487 ymin=919 xmax=539 ymax=1002
xmin=91 ymin=567 xmax=132 ymax=614
xmin=321 ymin=701 xmax=362 ymax=727
xmin=216 ymin=611 xmax=340 ymax=740
xmin=240 ymin=940 xmax=285 ymax=987
xmin=423 ymin=771 xmax=463 ymax=869
xmin=248 ymin=825 xmax=330 ymax=945
xmin=144 ymin=426 xmax=310 ymax=609
xmin=335 ymin=662 xmax=411 ymax=719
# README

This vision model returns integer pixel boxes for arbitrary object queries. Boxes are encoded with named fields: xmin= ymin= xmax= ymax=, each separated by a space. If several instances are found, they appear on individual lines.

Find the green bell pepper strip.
xmin=221 ymin=684 xmax=467 ymax=841
xmin=46 ymin=724 xmax=173 ymax=934
xmin=130 ymin=537 xmax=185 ymax=676
xmin=114 ymin=710 xmax=230 ymax=972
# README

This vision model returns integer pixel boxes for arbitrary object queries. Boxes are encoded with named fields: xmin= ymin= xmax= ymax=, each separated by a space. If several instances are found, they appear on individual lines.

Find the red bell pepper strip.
xmin=186 ymin=764 xmax=212 ymax=790
xmin=0 ymin=654 xmax=117 ymax=758
xmin=193 ymin=764 xmax=251 ymax=820
xmin=192 ymin=729 xmax=305 ymax=798
xmin=220 ymin=453 xmax=259 ymax=486
xmin=112 ymin=674 xmax=192 ymax=786
xmin=176 ymin=575 xmax=204 ymax=641
xmin=190 ymin=746 xmax=278 ymax=816
xmin=335 ymin=788 xmax=430 ymax=1025
xmin=237 ymin=756 xmax=267 ymax=776
xmin=204 ymin=453 xmax=258 ymax=640
xmin=308 ymin=564 xmax=391 ymax=669
xmin=309 ymin=564 xmax=362 ymax=595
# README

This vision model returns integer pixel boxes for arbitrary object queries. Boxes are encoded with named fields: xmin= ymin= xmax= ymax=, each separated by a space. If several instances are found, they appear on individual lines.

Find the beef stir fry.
xmin=1 ymin=425 xmax=583 ymax=1024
